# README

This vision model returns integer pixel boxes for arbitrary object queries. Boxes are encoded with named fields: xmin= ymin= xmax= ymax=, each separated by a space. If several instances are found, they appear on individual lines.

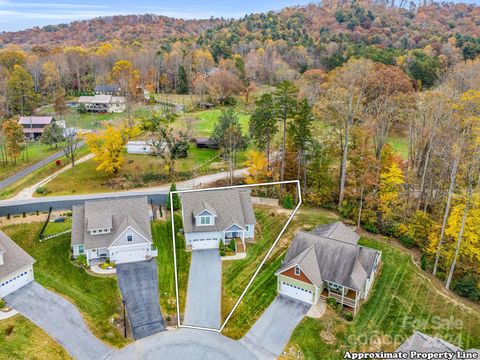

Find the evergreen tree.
xmin=177 ymin=65 xmax=189 ymax=94
xmin=166 ymin=183 xmax=181 ymax=211
xmin=6 ymin=65 xmax=39 ymax=115
xmin=41 ymin=122 xmax=65 ymax=149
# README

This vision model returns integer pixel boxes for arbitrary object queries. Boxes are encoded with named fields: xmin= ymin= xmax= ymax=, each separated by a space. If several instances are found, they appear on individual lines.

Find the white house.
xmin=71 ymin=197 xmax=157 ymax=266
xmin=275 ymin=222 xmax=381 ymax=314
xmin=0 ymin=231 xmax=35 ymax=298
xmin=181 ymin=189 xmax=256 ymax=250
xmin=126 ymin=141 xmax=154 ymax=155
xmin=77 ymin=94 xmax=126 ymax=113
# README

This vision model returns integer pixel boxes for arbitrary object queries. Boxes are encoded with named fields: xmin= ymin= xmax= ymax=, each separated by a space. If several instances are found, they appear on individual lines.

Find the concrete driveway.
xmin=109 ymin=328 xmax=257 ymax=360
xmin=116 ymin=261 xmax=166 ymax=340
xmin=184 ymin=249 xmax=221 ymax=329
xmin=4 ymin=282 xmax=111 ymax=360
xmin=240 ymin=296 xmax=310 ymax=359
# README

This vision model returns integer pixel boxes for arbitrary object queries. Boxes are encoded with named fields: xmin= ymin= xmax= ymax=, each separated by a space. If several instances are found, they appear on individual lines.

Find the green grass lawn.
xmin=0 ymin=142 xmax=59 ymax=182
xmin=151 ymin=215 xmax=190 ymax=319
xmin=155 ymin=93 xmax=200 ymax=112
xmin=40 ymin=147 xmax=246 ymax=197
xmin=0 ymin=314 xmax=71 ymax=360
xmin=180 ymin=108 xmax=250 ymax=137
xmin=0 ymin=223 xmax=128 ymax=348
xmin=387 ymin=135 xmax=409 ymax=160
xmin=42 ymin=219 xmax=72 ymax=237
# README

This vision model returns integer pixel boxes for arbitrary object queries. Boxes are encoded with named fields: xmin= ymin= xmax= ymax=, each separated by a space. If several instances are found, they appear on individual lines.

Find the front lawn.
xmin=42 ymin=218 xmax=72 ymax=237
xmin=0 ymin=223 xmax=128 ymax=347
xmin=0 ymin=314 xmax=71 ymax=360
xmin=0 ymin=142 xmax=59 ymax=182
xmin=151 ymin=215 xmax=190 ymax=321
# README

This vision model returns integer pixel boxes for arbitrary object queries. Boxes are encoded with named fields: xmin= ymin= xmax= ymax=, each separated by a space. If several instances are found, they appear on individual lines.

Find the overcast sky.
xmin=0 ymin=0 xmax=320 ymax=32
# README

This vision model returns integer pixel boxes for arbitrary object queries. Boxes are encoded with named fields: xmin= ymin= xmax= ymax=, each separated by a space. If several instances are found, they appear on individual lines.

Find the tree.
xmin=320 ymin=58 xmax=373 ymax=207
xmin=249 ymin=93 xmax=278 ymax=170
xmin=64 ymin=46 xmax=87 ymax=91
xmin=2 ymin=119 xmax=24 ymax=164
xmin=289 ymin=99 xmax=314 ymax=192
xmin=177 ymin=65 xmax=189 ymax=94
xmin=86 ymin=127 xmax=128 ymax=174
xmin=378 ymin=159 xmax=405 ymax=225
xmin=166 ymin=183 xmax=181 ymax=211
xmin=6 ymin=65 xmax=38 ymax=116
xmin=60 ymin=128 xmax=81 ymax=167
xmin=206 ymin=69 xmax=243 ymax=104
xmin=111 ymin=60 xmax=141 ymax=101
xmin=41 ymin=122 xmax=64 ymax=149
xmin=245 ymin=150 xmax=272 ymax=184
xmin=41 ymin=60 xmax=61 ymax=100
xmin=273 ymin=80 xmax=298 ymax=183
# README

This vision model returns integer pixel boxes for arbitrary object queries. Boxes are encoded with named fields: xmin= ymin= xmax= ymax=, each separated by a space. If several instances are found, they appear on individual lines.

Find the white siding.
xmin=109 ymin=227 xmax=150 ymax=247
xmin=0 ymin=265 xmax=34 ymax=298
xmin=110 ymin=243 xmax=152 ymax=264
xmin=245 ymin=224 xmax=255 ymax=238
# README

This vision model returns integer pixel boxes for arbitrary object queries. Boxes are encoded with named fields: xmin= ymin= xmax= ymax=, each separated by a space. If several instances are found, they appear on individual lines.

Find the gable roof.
xmin=0 ymin=231 xmax=35 ymax=280
xmin=311 ymin=221 xmax=360 ymax=244
xmin=71 ymin=196 xmax=152 ymax=250
xmin=181 ymin=189 xmax=256 ymax=233
xmin=276 ymin=227 xmax=380 ymax=291
xmin=94 ymin=85 xmax=120 ymax=93
xmin=18 ymin=116 xmax=54 ymax=126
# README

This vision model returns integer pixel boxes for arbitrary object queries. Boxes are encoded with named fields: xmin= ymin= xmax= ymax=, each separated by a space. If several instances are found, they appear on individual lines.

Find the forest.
xmin=0 ymin=0 xmax=480 ymax=304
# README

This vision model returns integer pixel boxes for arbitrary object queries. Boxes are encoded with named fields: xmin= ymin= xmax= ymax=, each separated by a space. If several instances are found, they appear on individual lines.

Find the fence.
xmin=251 ymin=197 xmax=279 ymax=207
xmin=41 ymin=229 xmax=71 ymax=241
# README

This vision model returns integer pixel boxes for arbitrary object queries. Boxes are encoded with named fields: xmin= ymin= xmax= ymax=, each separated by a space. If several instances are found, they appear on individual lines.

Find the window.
xmin=200 ymin=216 xmax=211 ymax=225
xmin=126 ymin=233 xmax=133 ymax=243
xmin=294 ymin=266 xmax=301 ymax=276
xmin=78 ymin=244 xmax=84 ymax=254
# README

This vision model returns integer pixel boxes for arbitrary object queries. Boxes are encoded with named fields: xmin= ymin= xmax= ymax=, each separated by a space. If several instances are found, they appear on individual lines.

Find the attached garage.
xmin=112 ymin=248 xmax=148 ymax=264
xmin=191 ymin=237 xmax=219 ymax=250
xmin=0 ymin=266 xmax=34 ymax=298
xmin=279 ymin=281 xmax=314 ymax=304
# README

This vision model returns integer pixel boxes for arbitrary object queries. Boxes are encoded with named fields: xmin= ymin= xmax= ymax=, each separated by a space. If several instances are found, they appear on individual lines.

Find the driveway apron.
xmin=5 ymin=282 xmax=111 ymax=360
xmin=184 ymin=249 xmax=221 ymax=329
xmin=116 ymin=260 xmax=166 ymax=340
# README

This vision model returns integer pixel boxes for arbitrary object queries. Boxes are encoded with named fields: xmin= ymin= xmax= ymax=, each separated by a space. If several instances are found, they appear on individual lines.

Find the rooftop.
xmin=0 ymin=230 xmax=35 ymax=280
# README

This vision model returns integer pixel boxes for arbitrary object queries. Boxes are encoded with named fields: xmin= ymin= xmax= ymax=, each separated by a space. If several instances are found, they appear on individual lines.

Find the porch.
xmin=320 ymin=288 xmax=358 ymax=310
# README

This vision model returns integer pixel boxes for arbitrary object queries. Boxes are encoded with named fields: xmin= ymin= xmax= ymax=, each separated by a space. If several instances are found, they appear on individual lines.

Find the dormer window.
xmin=126 ymin=233 xmax=133 ymax=243
xmin=295 ymin=266 xmax=301 ymax=276
xmin=200 ymin=216 xmax=211 ymax=225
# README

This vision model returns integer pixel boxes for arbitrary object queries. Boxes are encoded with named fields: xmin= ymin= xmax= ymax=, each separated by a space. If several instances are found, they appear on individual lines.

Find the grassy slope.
xmin=183 ymin=109 xmax=250 ymax=137
xmin=0 ymin=143 xmax=58 ymax=182
xmin=151 ymin=217 xmax=190 ymax=318
xmin=387 ymin=136 xmax=409 ymax=160
xmin=0 ymin=315 xmax=71 ymax=360
xmin=1 ymin=223 xmax=128 ymax=347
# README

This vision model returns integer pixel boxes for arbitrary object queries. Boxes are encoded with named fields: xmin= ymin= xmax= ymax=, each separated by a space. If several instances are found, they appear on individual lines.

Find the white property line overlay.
xmin=170 ymin=180 xmax=302 ymax=333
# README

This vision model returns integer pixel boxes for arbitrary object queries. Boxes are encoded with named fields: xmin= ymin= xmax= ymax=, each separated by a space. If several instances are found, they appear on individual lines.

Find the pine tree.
xmin=166 ymin=183 xmax=181 ymax=211
xmin=6 ymin=65 xmax=39 ymax=115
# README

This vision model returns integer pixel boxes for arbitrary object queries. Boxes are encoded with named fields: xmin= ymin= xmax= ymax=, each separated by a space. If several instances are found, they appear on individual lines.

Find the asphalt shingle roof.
xmin=0 ymin=230 xmax=35 ymax=280
xmin=276 ymin=224 xmax=380 ymax=291
xmin=181 ymin=189 xmax=256 ymax=233
xmin=71 ymin=197 xmax=152 ymax=250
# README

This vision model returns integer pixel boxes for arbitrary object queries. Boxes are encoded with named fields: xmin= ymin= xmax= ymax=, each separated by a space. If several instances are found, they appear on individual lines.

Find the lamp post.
xmin=122 ymin=299 xmax=127 ymax=338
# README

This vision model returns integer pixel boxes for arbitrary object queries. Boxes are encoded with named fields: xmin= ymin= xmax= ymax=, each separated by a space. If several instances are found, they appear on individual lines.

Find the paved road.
xmin=184 ymin=249 xmax=222 ymax=329
xmin=116 ymin=261 xmax=166 ymax=340
xmin=4 ymin=282 xmax=111 ymax=360
xmin=240 ymin=296 xmax=310 ymax=359
xmin=0 ymin=168 xmax=247 ymax=216
xmin=0 ymin=142 xmax=85 ymax=191
xmin=109 ymin=328 xmax=257 ymax=360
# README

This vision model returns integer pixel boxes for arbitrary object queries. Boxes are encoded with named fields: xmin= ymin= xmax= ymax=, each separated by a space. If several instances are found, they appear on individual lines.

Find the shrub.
xmin=165 ymin=183 xmax=181 ymax=211
xmin=22 ymin=211 xmax=26 ymax=218
xmin=0 ymin=298 xmax=5 ymax=309
xmin=326 ymin=297 xmax=337 ymax=308
xmin=228 ymin=238 xmax=236 ymax=252
xmin=283 ymin=193 xmax=294 ymax=209
xmin=55 ymin=159 xmax=61 ymax=166
xmin=435 ymin=271 xmax=446 ymax=282
xmin=398 ymin=234 xmax=416 ymax=249
xmin=74 ymin=255 xmax=88 ymax=268
xmin=5 ymin=324 xmax=14 ymax=336
xmin=342 ymin=311 xmax=354 ymax=321
xmin=452 ymin=274 xmax=480 ymax=303
xmin=35 ymin=186 xmax=50 ymax=196
xmin=363 ymin=222 xmax=379 ymax=234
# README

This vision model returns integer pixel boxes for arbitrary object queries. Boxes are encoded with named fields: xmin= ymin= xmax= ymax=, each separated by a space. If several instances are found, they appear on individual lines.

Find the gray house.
xmin=275 ymin=222 xmax=381 ymax=314
xmin=181 ymin=189 xmax=256 ymax=250
xmin=71 ymin=197 xmax=157 ymax=266
xmin=0 ymin=231 xmax=35 ymax=298
xmin=396 ymin=331 xmax=479 ymax=359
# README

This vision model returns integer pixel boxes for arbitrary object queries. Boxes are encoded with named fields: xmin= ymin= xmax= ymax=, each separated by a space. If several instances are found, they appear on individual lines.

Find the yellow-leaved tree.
xmin=378 ymin=161 xmax=405 ymax=223
xmin=245 ymin=150 xmax=271 ymax=184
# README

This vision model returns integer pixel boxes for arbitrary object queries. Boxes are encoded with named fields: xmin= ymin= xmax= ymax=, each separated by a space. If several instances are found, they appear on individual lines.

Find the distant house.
xmin=18 ymin=116 xmax=57 ymax=139
xmin=0 ymin=230 xmax=35 ymax=298
xmin=396 ymin=331 xmax=479 ymax=359
xmin=195 ymin=137 xmax=218 ymax=149
xmin=94 ymin=85 xmax=122 ymax=95
xmin=77 ymin=94 xmax=126 ymax=113
xmin=126 ymin=141 xmax=154 ymax=155
xmin=275 ymin=222 xmax=381 ymax=314
xmin=71 ymin=197 xmax=157 ymax=266
xmin=181 ymin=189 xmax=256 ymax=250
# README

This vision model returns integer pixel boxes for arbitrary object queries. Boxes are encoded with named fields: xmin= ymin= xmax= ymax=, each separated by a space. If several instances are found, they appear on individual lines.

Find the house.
xmin=77 ymin=94 xmax=126 ymax=113
xmin=71 ymin=197 xmax=157 ymax=266
xmin=275 ymin=222 xmax=381 ymax=314
xmin=396 ymin=331 xmax=479 ymax=359
xmin=195 ymin=137 xmax=218 ymax=149
xmin=0 ymin=231 xmax=35 ymax=298
xmin=18 ymin=116 xmax=58 ymax=139
xmin=94 ymin=85 xmax=122 ymax=95
xmin=126 ymin=141 xmax=154 ymax=155
xmin=181 ymin=189 xmax=256 ymax=250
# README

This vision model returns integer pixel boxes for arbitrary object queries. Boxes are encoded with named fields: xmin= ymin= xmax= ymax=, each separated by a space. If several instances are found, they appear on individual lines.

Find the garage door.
xmin=280 ymin=281 xmax=313 ymax=304
xmin=114 ymin=249 xmax=147 ymax=264
xmin=191 ymin=238 xmax=219 ymax=250
xmin=0 ymin=268 xmax=33 ymax=298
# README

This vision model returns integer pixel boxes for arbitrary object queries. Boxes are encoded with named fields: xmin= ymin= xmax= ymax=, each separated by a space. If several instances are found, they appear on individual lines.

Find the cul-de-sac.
xmin=1 ymin=1 xmax=480 ymax=359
